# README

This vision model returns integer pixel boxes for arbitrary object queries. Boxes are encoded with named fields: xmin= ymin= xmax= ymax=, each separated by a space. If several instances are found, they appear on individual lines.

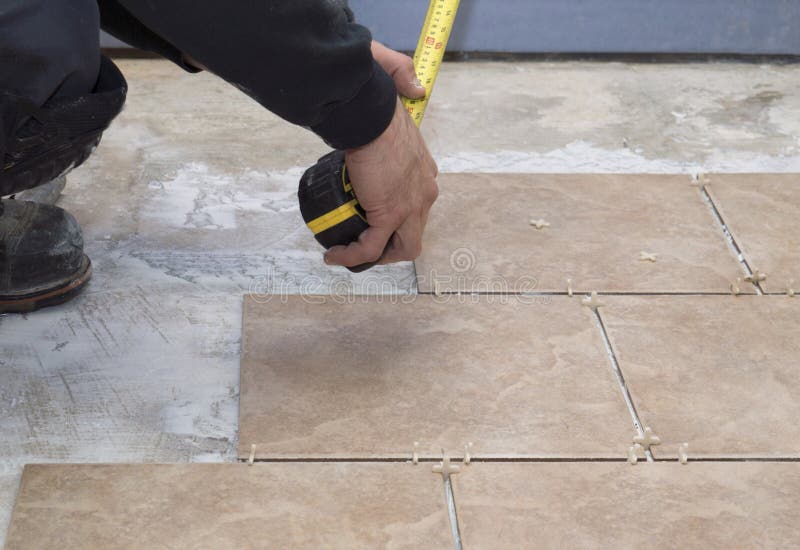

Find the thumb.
xmin=394 ymin=61 xmax=426 ymax=100
xmin=323 ymin=225 xmax=393 ymax=268
xmin=372 ymin=40 xmax=426 ymax=99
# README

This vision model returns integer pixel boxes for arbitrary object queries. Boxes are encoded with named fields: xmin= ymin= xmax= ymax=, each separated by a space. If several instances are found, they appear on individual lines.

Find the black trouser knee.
xmin=1 ymin=1 xmax=126 ymax=196
xmin=0 ymin=0 xmax=101 ymax=106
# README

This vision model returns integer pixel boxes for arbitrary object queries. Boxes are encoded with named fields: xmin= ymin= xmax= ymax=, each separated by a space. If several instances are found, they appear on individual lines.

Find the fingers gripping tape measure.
xmin=298 ymin=0 xmax=460 ymax=272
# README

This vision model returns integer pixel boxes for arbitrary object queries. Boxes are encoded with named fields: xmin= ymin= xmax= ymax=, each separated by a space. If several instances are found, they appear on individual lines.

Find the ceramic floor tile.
xmin=600 ymin=295 xmax=800 ymax=457
xmin=6 ymin=463 xmax=452 ymax=550
xmin=706 ymin=174 xmax=800 ymax=293
xmin=415 ymin=174 xmax=746 ymax=294
xmin=238 ymin=295 xmax=634 ymax=459
xmin=451 ymin=462 xmax=800 ymax=549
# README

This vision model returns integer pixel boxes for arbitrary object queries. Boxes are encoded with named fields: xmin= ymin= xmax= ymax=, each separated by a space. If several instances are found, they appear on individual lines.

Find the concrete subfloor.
xmin=2 ymin=58 xmax=800 ymax=543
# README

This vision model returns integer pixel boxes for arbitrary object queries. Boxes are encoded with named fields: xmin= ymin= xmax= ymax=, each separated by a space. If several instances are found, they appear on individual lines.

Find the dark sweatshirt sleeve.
xmin=98 ymin=0 xmax=202 ymax=74
xmin=101 ymin=0 xmax=397 ymax=150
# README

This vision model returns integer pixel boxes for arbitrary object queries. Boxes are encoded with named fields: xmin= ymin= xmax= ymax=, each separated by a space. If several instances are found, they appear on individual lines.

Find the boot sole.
xmin=0 ymin=255 xmax=92 ymax=314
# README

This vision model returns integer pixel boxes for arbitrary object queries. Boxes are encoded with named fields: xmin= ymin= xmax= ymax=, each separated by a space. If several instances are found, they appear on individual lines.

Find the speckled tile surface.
xmin=706 ymin=174 xmax=800 ymax=293
xmin=414 ymin=173 xmax=746 ymax=294
xmin=238 ymin=295 xmax=634 ymax=459
xmin=600 ymin=295 xmax=800 ymax=457
xmin=452 ymin=462 xmax=800 ymax=549
xmin=5 ymin=463 xmax=452 ymax=550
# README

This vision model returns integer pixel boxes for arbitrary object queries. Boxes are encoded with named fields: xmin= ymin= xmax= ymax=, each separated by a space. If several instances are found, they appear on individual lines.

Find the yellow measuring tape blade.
xmin=412 ymin=1 xmax=436 ymax=67
xmin=307 ymin=199 xmax=361 ymax=235
xmin=402 ymin=0 xmax=461 ymax=127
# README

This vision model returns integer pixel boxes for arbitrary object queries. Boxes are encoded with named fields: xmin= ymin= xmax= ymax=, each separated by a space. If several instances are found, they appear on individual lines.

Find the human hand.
xmin=323 ymin=98 xmax=438 ymax=267
xmin=371 ymin=40 xmax=426 ymax=100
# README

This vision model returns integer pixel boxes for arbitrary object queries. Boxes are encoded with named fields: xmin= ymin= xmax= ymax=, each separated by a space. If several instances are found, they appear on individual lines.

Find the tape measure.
xmin=404 ymin=0 xmax=461 ymax=126
xmin=298 ymin=0 xmax=460 ymax=272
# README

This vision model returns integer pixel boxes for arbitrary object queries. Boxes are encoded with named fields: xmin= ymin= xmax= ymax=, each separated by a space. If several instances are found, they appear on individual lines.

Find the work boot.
xmin=0 ymin=199 xmax=91 ymax=313
xmin=0 ymin=56 xmax=126 ymax=313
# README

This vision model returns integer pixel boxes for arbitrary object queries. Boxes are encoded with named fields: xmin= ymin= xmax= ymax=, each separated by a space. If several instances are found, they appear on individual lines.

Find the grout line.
xmin=654 ymin=457 xmax=800 ymax=462
xmin=239 ymin=457 xmax=422 ymax=463
xmin=464 ymin=457 xmax=626 ymax=463
xmin=416 ymin=290 xmax=751 ymax=297
xmin=237 ymin=456 xmax=800 ymax=464
xmin=698 ymin=185 xmax=764 ymax=295
xmin=592 ymin=309 xmax=654 ymax=462
xmin=238 ymin=457 xmax=632 ymax=464
xmin=444 ymin=477 xmax=463 ymax=550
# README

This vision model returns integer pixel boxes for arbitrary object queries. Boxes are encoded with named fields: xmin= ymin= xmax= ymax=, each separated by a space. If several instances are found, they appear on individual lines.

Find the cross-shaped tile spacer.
xmin=529 ymin=218 xmax=550 ymax=230
xmin=633 ymin=427 xmax=661 ymax=451
xmin=639 ymin=251 xmax=658 ymax=262
xmin=744 ymin=269 xmax=767 ymax=284
xmin=582 ymin=291 xmax=605 ymax=311
xmin=690 ymin=173 xmax=711 ymax=186
xmin=432 ymin=451 xmax=460 ymax=479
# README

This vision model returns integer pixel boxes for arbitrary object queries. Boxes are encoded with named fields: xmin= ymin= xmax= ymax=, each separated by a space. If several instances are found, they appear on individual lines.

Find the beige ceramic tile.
xmin=601 ymin=295 xmax=800 ymax=457
xmin=415 ymin=174 xmax=746 ymax=293
xmin=6 ymin=463 xmax=452 ymax=549
xmin=706 ymin=174 xmax=800 ymax=293
xmin=452 ymin=462 xmax=800 ymax=549
xmin=238 ymin=295 xmax=634 ymax=459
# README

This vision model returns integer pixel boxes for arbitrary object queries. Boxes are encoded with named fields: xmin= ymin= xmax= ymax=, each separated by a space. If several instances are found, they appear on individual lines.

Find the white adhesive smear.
xmin=436 ymin=141 xmax=800 ymax=173
xmin=142 ymin=142 xmax=800 ymax=236
xmin=146 ymin=163 xmax=302 ymax=230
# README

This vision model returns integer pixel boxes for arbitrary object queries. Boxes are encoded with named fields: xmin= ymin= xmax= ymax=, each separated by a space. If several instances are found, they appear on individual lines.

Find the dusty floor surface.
xmin=2 ymin=58 xmax=800 ymax=545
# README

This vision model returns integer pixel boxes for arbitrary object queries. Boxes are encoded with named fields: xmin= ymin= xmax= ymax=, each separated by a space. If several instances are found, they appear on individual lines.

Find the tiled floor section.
xmin=600 ymin=296 xmax=800 ymax=457
xmin=706 ymin=174 xmax=800 ymax=294
xmin=414 ymin=174 xmax=747 ymax=294
xmin=238 ymin=295 xmax=634 ymax=460
xmin=6 ymin=463 xmax=452 ymax=549
xmin=451 ymin=462 xmax=800 ymax=548
xmin=4 ymin=56 xmax=800 ymax=545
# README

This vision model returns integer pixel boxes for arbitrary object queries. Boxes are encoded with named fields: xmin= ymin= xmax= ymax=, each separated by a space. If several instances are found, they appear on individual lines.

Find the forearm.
xmin=104 ymin=0 xmax=397 ymax=149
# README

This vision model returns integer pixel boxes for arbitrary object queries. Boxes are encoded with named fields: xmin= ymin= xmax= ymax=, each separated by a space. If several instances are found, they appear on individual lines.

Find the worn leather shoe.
xmin=0 ymin=199 xmax=91 ymax=313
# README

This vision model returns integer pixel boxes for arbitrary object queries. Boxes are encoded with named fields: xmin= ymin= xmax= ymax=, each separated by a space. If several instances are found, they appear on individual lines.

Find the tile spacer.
xmin=412 ymin=441 xmax=420 ymax=465
xmin=678 ymin=442 xmax=689 ymax=465
xmin=582 ymin=291 xmax=605 ymax=311
xmin=463 ymin=442 xmax=473 ymax=465
xmin=691 ymin=172 xmax=711 ymax=186
xmin=633 ymin=427 xmax=661 ymax=451
xmin=786 ymin=280 xmax=795 ymax=298
xmin=432 ymin=449 xmax=460 ymax=479
xmin=627 ymin=443 xmax=643 ymax=465
xmin=744 ymin=269 xmax=767 ymax=285
xmin=639 ymin=251 xmax=657 ymax=263
xmin=730 ymin=278 xmax=742 ymax=296
xmin=529 ymin=218 xmax=551 ymax=230
xmin=566 ymin=278 xmax=573 ymax=297
xmin=247 ymin=444 xmax=256 ymax=466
